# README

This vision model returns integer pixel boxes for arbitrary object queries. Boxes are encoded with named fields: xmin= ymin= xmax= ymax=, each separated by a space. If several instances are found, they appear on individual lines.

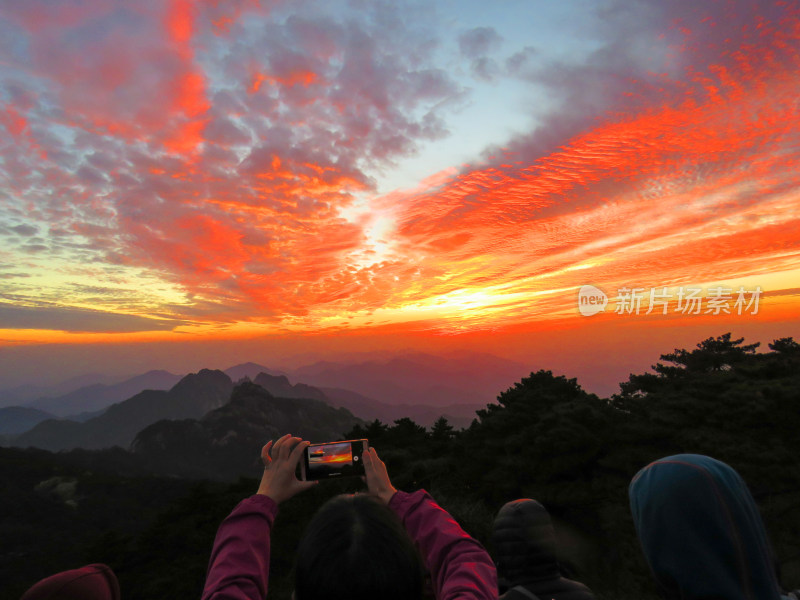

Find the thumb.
xmin=261 ymin=441 xmax=274 ymax=466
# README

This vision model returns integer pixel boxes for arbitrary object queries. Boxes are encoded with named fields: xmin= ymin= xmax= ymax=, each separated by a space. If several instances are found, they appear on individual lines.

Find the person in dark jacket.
xmin=629 ymin=453 xmax=788 ymax=600
xmin=491 ymin=498 xmax=596 ymax=600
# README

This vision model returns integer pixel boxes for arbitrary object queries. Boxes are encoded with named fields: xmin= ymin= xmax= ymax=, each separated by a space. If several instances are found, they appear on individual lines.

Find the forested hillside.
xmin=2 ymin=333 xmax=798 ymax=600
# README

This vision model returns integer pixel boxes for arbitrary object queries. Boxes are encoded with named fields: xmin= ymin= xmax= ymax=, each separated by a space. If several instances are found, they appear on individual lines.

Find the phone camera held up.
xmin=299 ymin=439 xmax=368 ymax=481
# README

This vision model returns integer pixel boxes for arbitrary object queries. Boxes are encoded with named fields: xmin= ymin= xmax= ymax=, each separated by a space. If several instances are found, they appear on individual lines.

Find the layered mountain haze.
xmin=319 ymin=386 xmax=481 ymax=430
xmin=0 ymin=406 xmax=54 ymax=436
xmin=290 ymin=352 xmax=526 ymax=407
xmin=252 ymin=373 xmax=328 ymax=402
xmin=245 ymin=371 xmax=450 ymax=423
xmin=131 ymin=381 xmax=363 ymax=480
xmin=238 ymin=352 xmax=524 ymax=427
xmin=1 ymin=352 xmax=519 ymax=448
xmin=0 ymin=373 xmax=125 ymax=408
xmin=224 ymin=363 xmax=284 ymax=382
xmin=13 ymin=370 xmax=233 ymax=451
xmin=23 ymin=370 xmax=183 ymax=417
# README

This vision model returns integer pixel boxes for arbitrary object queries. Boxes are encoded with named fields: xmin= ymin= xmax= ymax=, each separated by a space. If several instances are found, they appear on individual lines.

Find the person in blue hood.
xmin=629 ymin=454 xmax=787 ymax=600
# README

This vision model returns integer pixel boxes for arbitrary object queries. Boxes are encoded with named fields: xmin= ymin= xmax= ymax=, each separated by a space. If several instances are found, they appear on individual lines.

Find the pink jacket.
xmin=20 ymin=564 xmax=121 ymax=600
xmin=202 ymin=489 xmax=497 ymax=600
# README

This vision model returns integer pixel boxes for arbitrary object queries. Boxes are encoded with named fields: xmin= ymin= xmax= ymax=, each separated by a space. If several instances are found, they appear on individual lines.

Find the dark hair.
xmin=294 ymin=493 xmax=424 ymax=600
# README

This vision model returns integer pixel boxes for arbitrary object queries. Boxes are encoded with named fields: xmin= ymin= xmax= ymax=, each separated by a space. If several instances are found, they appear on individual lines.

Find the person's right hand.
xmin=363 ymin=447 xmax=397 ymax=504
xmin=257 ymin=434 xmax=317 ymax=504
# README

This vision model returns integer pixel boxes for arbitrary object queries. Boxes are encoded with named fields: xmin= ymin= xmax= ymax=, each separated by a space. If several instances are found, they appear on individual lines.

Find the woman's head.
xmin=294 ymin=493 xmax=424 ymax=600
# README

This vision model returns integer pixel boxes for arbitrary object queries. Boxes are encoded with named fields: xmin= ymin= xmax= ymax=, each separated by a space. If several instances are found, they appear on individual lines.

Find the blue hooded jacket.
xmin=629 ymin=454 xmax=784 ymax=600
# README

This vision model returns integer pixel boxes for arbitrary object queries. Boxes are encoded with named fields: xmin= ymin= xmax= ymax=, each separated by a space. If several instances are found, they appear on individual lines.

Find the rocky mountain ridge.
xmin=131 ymin=380 xmax=363 ymax=479
xmin=13 ymin=369 xmax=233 ymax=451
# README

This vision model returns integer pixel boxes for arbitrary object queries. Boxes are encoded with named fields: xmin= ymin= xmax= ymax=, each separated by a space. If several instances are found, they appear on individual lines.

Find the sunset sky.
xmin=1 ymin=0 xmax=799 ymax=393
xmin=309 ymin=442 xmax=352 ymax=465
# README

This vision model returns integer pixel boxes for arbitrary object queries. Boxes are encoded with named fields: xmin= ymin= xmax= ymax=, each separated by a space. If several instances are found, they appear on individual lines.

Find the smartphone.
xmin=300 ymin=439 xmax=368 ymax=481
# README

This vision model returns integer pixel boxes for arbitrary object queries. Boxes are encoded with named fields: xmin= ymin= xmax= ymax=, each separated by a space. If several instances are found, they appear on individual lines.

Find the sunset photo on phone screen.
xmin=309 ymin=442 xmax=353 ymax=466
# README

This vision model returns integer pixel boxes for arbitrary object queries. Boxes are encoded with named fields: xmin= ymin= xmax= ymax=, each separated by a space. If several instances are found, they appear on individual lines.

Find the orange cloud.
xmin=250 ymin=69 xmax=318 ymax=93
xmin=171 ymin=214 xmax=252 ymax=277
xmin=167 ymin=0 xmax=194 ymax=49
xmin=161 ymin=0 xmax=209 ymax=154
xmin=173 ymin=72 xmax=211 ymax=118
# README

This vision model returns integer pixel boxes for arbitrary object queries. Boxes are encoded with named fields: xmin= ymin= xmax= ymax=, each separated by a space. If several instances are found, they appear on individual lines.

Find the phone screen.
xmin=302 ymin=439 xmax=368 ymax=481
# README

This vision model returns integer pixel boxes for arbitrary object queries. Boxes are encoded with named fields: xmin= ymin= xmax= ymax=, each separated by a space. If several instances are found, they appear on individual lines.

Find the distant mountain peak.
xmin=171 ymin=369 xmax=231 ymax=393
xmin=255 ymin=372 xmax=290 ymax=385
xmin=230 ymin=379 xmax=274 ymax=401
xmin=138 ymin=369 xmax=179 ymax=377
xmin=14 ymin=368 xmax=234 ymax=452
xmin=290 ymin=351 xmax=528 ymax=408
xmin=22 ymin=370 xmax=184 ymax=418
xmin=132 ymin=378 xmax=363 ymax=479
xmin=253 ymin=372 xmax=327 ymax=401
xmin=224 ymin=362 xmax=281 ymax=383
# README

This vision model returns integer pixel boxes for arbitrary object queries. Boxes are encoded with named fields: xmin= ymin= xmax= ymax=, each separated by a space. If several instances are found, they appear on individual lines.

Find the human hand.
xmin=257 ymin=434 xmax=317 ymax=504
xmin=363 ymin=447 xmax=397 ymax=504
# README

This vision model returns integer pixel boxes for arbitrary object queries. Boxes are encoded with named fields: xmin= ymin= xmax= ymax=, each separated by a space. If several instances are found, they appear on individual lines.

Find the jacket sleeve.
xmin=201 ymin=494 xmax=277 ymax=600
xmin=389 ymin=489 xmax=498 ymax=600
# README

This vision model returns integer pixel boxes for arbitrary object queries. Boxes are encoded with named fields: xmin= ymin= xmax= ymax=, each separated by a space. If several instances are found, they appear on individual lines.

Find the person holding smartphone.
xmin=201 ymin=434 xmax=497 ymax=600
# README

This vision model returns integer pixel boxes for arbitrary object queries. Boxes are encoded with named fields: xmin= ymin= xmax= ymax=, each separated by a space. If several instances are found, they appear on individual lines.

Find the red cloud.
xmin=2 ymin=0 xmax=211 ymax=154
xmin=172 ymin=214 xmax=252 ymax=277
xmin=166 ymin=0 xmax=194 ymax=48
xmin=0 ymin=104 xmax=29 ymax=138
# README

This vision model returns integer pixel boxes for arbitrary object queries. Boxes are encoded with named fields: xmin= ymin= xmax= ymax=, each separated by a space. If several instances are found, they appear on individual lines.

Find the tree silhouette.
xmin=430 ymin=416 xmax=455 ymax=442
xmin=619 ymin=332 xmax=761 ymax=397
xmin=769 ymin=337 xmax=800 ymax=355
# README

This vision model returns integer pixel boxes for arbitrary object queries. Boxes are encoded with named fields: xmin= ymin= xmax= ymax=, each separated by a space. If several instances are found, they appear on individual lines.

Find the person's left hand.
xmin=363 ymin=447 xmax=397 ymax=505
xmin=257 ymin=434 xmax=317 ymax=504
